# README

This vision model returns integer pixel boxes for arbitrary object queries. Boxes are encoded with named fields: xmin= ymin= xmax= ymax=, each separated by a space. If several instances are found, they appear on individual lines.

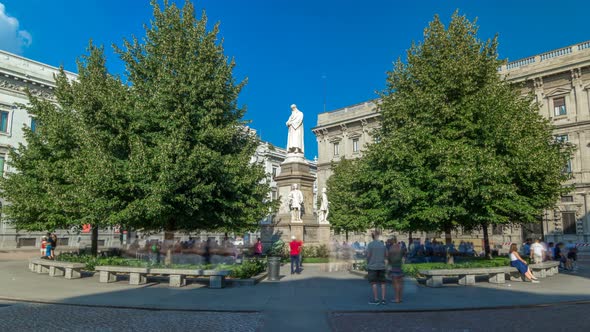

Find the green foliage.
xmin=267 ymin=239 xmax=286 ymax=257
xmin=111 ymin=0 xmax=271 ymax=233
xmin=301 ymin=245 xmax=330 ymax=258
xmin=57 ymin=252 xmax=265 ymax=279
xmin=330 ymin=12 xmax=573 ymax=243
xmin=353 ymin=257 xmax=509 ymax=277
xmin=57 ymin=253 xmax=147 ymax=271
xmin=229 ymin=258 xmax=266 ymax=279
xmin=327 ymin=158 xmax=383 ymax=233
xmin=301 ymin=257 xmax=330 ymax=263
xmin=0 ymin=44 xmax=130 ymax=237
xmin=0 ymin=1 xmax=272 ymax=240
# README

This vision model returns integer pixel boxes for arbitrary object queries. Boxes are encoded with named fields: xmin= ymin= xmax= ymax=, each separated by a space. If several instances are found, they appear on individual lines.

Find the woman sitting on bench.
xmin=509 ymin=243 xmax=539 ymax=283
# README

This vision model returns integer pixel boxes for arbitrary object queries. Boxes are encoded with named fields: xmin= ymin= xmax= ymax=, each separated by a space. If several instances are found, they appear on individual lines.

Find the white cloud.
xmin=0 ymin=3 xmax=32 ymax=54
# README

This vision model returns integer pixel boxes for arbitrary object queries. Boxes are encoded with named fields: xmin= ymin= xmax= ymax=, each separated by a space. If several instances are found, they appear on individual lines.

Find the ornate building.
xmin=500 ymin=41 xmax=590 ymax=246
xmin=312 ymin=40 xmax=590 ymax=249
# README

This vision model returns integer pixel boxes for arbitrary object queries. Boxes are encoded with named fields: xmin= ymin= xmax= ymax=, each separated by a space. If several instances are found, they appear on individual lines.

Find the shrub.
xmin=230 ymin=258 xmax=266 ymax=279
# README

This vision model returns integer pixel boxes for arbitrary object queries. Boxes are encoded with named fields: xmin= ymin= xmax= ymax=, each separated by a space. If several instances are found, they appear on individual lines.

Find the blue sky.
xmin=0 ymin=0 xmax=589 ymax=159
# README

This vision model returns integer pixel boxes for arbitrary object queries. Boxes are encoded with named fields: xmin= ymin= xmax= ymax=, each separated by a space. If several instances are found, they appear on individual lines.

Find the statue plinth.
xmin=264 ymin=157 xmax=329 ymax=245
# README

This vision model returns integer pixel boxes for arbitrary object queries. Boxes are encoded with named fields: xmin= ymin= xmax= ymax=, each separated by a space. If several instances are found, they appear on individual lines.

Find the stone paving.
xmin=0 ymin=250 xmax=589 ymax=331
xmin=329 ymin=302 xmax=590 ymax=331
xmin=0 ymin=301 xmax=263 ymax=332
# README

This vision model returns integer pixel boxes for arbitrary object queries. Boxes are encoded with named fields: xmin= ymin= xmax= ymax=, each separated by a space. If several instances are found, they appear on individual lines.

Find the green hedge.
xmin=353 ymin=257 xmax=510 ymax=277
xmin=56 ymin=253 xmax=266 ymax=279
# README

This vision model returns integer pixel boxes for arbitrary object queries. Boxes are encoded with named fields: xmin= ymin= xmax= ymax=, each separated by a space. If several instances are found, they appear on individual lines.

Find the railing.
xmin=540 ymin=46 xmax=572 ymax=61
xmin=506 ymin=56 xmax=536 ymax=70
xmin=499 ymin=40 xmax=590 ymax=72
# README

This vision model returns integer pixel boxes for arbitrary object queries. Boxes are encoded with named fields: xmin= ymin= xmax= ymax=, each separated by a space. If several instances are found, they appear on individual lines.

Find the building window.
xmin=271 ymin=166 xmax=278 ymax=179
xmin=30 ymin=118 xmax=37 ymax=133
xmin=553 ymin=97 xmax=566 ymax=116
xmin=561 ymin=196 xmax=574 ymax=203
xmin=562 ymin=212 xmax=577 ymax=234
xmin=0 ymin=111 xmax=9 ymax=133
xmin=563 ymin=159 xmax=572 ymax=174
xmin=555 ymin=134 xmax=568 ymax=143
xmin=352 ymin=138 xmax=359 ymax=153
xmin=333 ymin=142 xmax=339 ymax=156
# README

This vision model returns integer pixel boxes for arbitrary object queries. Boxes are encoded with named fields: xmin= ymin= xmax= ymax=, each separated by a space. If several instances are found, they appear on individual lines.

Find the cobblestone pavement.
xmin=329 ymin=302 xmax=590 ymax=331
xmin=0 ymin=301 xmax=263 ymax=332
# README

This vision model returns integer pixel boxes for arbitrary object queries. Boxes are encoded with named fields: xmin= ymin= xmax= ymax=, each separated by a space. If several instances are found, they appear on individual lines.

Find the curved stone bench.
xmin=529 ymin=261 xmax=560 ymax=278
xmin=149 ymin=268 xmax=229 ymax=288
xmin=95 ymin=266 xmax=150 ymax=285
xmin=29 ymin=259 xmax=85 ymax=279
xmin=95 ymin=266 xmax=230 ymax=288
xmin=419 ymin=267 xmax=518 ymax=287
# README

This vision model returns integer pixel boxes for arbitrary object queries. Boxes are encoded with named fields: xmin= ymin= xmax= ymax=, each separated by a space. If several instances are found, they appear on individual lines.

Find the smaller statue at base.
xmin=288 ymin=184 xmax=304 ymax=222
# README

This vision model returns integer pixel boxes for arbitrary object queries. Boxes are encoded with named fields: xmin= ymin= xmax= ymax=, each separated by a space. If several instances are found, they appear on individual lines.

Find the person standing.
xmin=289 ymin=236 xmax=303 ymax=274
xmin=530 ymin=238 xmax=545 ymax=264
xmin=40 ymin=236 xmax=47 ymax=258
xmin=51 ymin=233 xmax=58 ymax=259
xmin=254 ymin=238 xmax=263 ymax=257
xmin=366 ymin=230 xmax=387 ymax=305
xmin=387 ymin=236 xmax=406 ymax=303
xmin=45 ymin=232 xmax=54 ymax=260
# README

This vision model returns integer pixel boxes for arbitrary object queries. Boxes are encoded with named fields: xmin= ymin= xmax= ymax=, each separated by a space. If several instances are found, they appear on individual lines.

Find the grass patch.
xmin=302 ymin=257 xmax=330 ymax=263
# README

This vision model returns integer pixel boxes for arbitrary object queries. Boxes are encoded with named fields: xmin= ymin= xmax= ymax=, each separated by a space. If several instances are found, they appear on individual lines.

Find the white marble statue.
xmin=288 ymin=184 xmax=304 ymax=222
xmin=286 ymin=104 xmax=304 ymax=154
xmin=318 ymin=187 xmax=329 ymax=224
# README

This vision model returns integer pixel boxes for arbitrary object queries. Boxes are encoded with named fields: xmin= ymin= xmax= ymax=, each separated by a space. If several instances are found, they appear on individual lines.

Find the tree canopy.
xmin=0 ymin=0 xmax=272 ymax=252
xmin=328 ymin=12 xmax=572 ymax=252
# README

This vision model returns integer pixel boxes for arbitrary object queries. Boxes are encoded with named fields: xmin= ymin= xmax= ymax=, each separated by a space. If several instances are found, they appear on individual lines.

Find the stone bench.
xmin=95 ymin=266 xmax=230 ymax=288
xmin=95 ymin=266 xmax=150 ymax=285
xmin=29 ymin=259 xmax=85 ymax=279
xmin=149 ymin=268 xmax=230 ymax=288
xmin=529 ymin=261 xmax=560 ymax=278
xmin=419 ymin=267 xmax=518 ymax=287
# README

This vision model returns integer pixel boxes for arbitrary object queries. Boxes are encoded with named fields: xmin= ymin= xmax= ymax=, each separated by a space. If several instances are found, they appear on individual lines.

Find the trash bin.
xmin=268 ymin=256 xmax=281 ymax=281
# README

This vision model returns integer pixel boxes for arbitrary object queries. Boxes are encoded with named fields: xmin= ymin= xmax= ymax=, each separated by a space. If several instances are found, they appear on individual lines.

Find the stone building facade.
xmin=499 ymin=40 xmax=590 ymax=245
xmin=313 ymin=40 xmax=590 ymax=249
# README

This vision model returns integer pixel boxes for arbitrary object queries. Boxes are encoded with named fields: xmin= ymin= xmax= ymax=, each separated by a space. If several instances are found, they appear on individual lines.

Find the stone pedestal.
xmin=261 ymin=154 xmax=331 ymax=246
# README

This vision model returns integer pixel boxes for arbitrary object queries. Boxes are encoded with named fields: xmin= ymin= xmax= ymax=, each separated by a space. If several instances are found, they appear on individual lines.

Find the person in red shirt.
xmin=254 ymin=238 xmax=263 ymax=257
xmin=289 ymin=236 xmax=303 ymax=274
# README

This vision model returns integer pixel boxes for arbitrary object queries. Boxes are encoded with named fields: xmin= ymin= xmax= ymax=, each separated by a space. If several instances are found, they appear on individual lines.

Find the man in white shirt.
xmin=530 ymin=238 xmax=545 ymax=264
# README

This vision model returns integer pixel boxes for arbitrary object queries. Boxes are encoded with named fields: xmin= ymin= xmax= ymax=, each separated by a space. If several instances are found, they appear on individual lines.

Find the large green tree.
xmin=331 ymin=12 xmax=572 ymax=256
xmin=0 ymin=44 xmax=130 ymax=256
xmin=115 ymin=0 xmax=271 ymax=235
xmin=0 ymin=1 xmax=272 ymax=255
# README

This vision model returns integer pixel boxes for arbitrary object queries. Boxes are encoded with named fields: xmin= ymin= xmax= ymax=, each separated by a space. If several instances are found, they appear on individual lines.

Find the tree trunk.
xmin=482 ymin=222 xmax=491 ymax=259
xmin=164 ymin=231 xmax=174 ymax=265
xmin=91 ymin=226 xmax=99 ymax=257
xmin=345 ymin=230 xmax=349 ymax=242
xmin=444 ymin=226 xmax=452 ymax=245
xmin=408 ymin=231 xmax=412 ymax=246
